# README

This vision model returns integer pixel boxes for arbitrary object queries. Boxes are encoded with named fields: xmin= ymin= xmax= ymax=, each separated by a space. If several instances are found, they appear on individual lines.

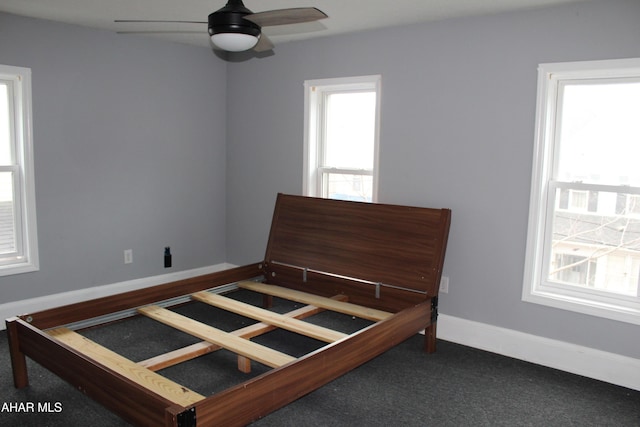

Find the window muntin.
xmin=524 ymin=59 xmax=640 ymax=324
xmin=304 ymin=76 xmax=381 ymax=203
xmin=0 ymin=64 xmax=38 ymax=276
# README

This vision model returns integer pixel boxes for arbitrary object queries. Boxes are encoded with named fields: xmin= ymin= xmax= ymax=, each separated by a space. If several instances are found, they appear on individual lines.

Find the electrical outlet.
xmin=124 ymin=249 xmax=133 ymax=264
xmin=439 ymin=276 xmax=449 ymax=294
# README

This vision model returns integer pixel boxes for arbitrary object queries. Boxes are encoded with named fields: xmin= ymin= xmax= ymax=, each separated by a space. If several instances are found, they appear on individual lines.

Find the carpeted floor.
xmin=1 ymin=290 xmax=639 ymax=426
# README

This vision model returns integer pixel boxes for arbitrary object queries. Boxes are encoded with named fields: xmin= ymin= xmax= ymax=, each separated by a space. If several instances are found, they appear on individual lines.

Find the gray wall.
xmin=0 ymin=13 xmax=228 ymax=302
xmin=225 ymin=0 xmax=640 ymax=358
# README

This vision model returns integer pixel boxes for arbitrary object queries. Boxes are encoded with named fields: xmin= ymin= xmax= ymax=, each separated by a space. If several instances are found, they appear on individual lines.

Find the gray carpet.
xmin=2 ymin=290 xmax=639 ymax=426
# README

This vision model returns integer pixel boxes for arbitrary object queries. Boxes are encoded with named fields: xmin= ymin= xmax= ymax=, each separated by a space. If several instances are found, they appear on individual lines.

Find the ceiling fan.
xmin=116 ymin=0 xmax=328 ymax=52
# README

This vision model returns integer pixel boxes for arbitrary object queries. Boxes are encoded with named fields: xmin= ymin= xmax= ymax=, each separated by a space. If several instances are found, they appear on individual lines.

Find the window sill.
xmin=0 ymin=260 xmax=39 ymax=277
xmin=523 ymin=286 xmax=640 ymax=326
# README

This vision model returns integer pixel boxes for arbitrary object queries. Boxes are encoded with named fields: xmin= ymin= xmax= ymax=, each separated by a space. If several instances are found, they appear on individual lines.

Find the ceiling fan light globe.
xmin=211 ymin=32 xmax=259 ymax=51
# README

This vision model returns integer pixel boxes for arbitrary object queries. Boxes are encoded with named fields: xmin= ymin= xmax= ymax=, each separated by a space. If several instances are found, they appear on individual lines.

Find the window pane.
xmin=325 ymin=92 xmax=376 ymax=169
xmin=0 ymin=83 xmax=12 ymax=166
xmin=569 ymin=190 xmax=588 ymax=211
xmin=549 ymin=188 xmax=640 ymax=296
xmin=323 ymin=172 xmax=373 ymax=202
xmin=0 ymin=65 xmax=37 ymax=275
xmin=557 ymin=81 xmax=640 ymax=186
xmin=0 ymin=171 xmax=16 ymax=254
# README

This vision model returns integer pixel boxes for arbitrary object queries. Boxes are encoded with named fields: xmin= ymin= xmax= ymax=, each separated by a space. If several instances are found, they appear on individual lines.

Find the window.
xmin=523 ymin=58 xmax=640 ymax=324
xmin=0 ymin=64 xmax=38 ymax=276
xmin=303 ymin=75 xmax=381 ymax=202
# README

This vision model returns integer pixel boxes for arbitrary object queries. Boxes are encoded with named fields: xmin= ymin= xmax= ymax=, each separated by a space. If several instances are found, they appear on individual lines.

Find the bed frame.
xmin=6 ymin=194 xmax=451 ymax=426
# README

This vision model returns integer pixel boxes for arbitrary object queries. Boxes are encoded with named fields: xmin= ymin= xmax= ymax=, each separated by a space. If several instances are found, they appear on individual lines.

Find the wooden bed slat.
xmin=47 ymin=327 xmax=204 ymax=407
xmin=138 ymin=305 xmax=296 ymax=368
xmin=238 ymin=281 xmax=393 ymax=321
xmin=192 ymin=291 xmax=348 ymax=343
xmin=139 ymin=295 xmax=349 ymax=371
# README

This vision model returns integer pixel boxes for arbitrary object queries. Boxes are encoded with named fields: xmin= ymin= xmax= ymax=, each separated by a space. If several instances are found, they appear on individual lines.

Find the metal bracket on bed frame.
xmin=431 ymin=296 xmax=439 ymax=323
xmin=176 ymin=407 xmax=196 ymax=427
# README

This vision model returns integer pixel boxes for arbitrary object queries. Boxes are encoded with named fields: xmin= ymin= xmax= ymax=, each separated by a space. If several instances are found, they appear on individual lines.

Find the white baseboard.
xmin=437 ymin=313 xmax=640 ymax=392
xmin=0 ymin=263 xmax=236 ymax=329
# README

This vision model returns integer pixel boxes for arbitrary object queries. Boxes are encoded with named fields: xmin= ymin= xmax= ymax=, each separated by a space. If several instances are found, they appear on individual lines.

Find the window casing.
xmin=523 ymin=58 xmax=640 ymax=325
xmin=303 ymin=75 xmax=381 ymax=202
xmin=0 ymin=64 xmax=38 ymax=276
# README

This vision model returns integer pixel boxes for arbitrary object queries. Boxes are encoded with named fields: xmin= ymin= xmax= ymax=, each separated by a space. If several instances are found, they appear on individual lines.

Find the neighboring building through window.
xmin=0 ymin=64 xmax=38 ymax=276
xmin=523 ymin=58 xmax=640 ymax=324
xmin=303 ymin=75 xmax=381 ymax=202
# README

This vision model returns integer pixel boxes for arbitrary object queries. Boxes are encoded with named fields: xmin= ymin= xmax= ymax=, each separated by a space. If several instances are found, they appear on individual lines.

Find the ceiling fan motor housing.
xmin=208 ymin=0 xmax=261 ymax=37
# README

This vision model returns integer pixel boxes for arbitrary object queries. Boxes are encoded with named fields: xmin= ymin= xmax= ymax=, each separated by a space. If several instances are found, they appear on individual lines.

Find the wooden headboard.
xmin=261 ymin=194 xmax=451 ymax=312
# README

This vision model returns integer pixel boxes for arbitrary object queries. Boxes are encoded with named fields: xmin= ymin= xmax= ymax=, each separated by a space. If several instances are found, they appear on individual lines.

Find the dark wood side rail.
xmin=6 ymin=317 xmax=176 ymax=426
xmin=174 ymin=300 xmax=432 ymax=427
xmin=15 ymin=263 xmax=262 ymax=330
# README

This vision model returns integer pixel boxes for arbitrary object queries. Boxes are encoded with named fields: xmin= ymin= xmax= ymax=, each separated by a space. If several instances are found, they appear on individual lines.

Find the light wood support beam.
xmin=139 ymin=341 xmax=214 ymax=371
xmin=138 ymin=294 xmax=349 ymax=372
xmin=47 ymin=327 xmax=204 ymax=407
xmin=238 ymin=281 xmax=393 ymax=322
xmin=138 ymin=305 xmax=296 ymax=369
xmin=192 ymin=292 xmax=348 ymax=343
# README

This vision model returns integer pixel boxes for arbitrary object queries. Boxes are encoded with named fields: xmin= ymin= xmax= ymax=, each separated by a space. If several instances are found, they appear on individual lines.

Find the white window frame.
xmin=523 ymin=58 xmax=640 ymax=325
xmin=0 ymin=64 xmax=38 ymax=276
xmin=303 ymin=75 xmax=381 ymax=202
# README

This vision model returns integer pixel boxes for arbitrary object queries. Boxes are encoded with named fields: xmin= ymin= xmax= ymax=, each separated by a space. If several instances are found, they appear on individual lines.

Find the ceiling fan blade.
xmin=117 ymin=30 xmax=204 ymax=34
xmin=114 ymin=19 xmax=207 ymax=24
xmin=253 ymin=34 xmax=274 ymax=52
xmin=244 ymin=7 xmax=327 ymax=27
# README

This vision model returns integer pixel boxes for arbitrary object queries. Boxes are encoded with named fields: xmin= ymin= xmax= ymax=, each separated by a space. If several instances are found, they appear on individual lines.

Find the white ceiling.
xmin=0 ymin=0 xmax=588 ymax=49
